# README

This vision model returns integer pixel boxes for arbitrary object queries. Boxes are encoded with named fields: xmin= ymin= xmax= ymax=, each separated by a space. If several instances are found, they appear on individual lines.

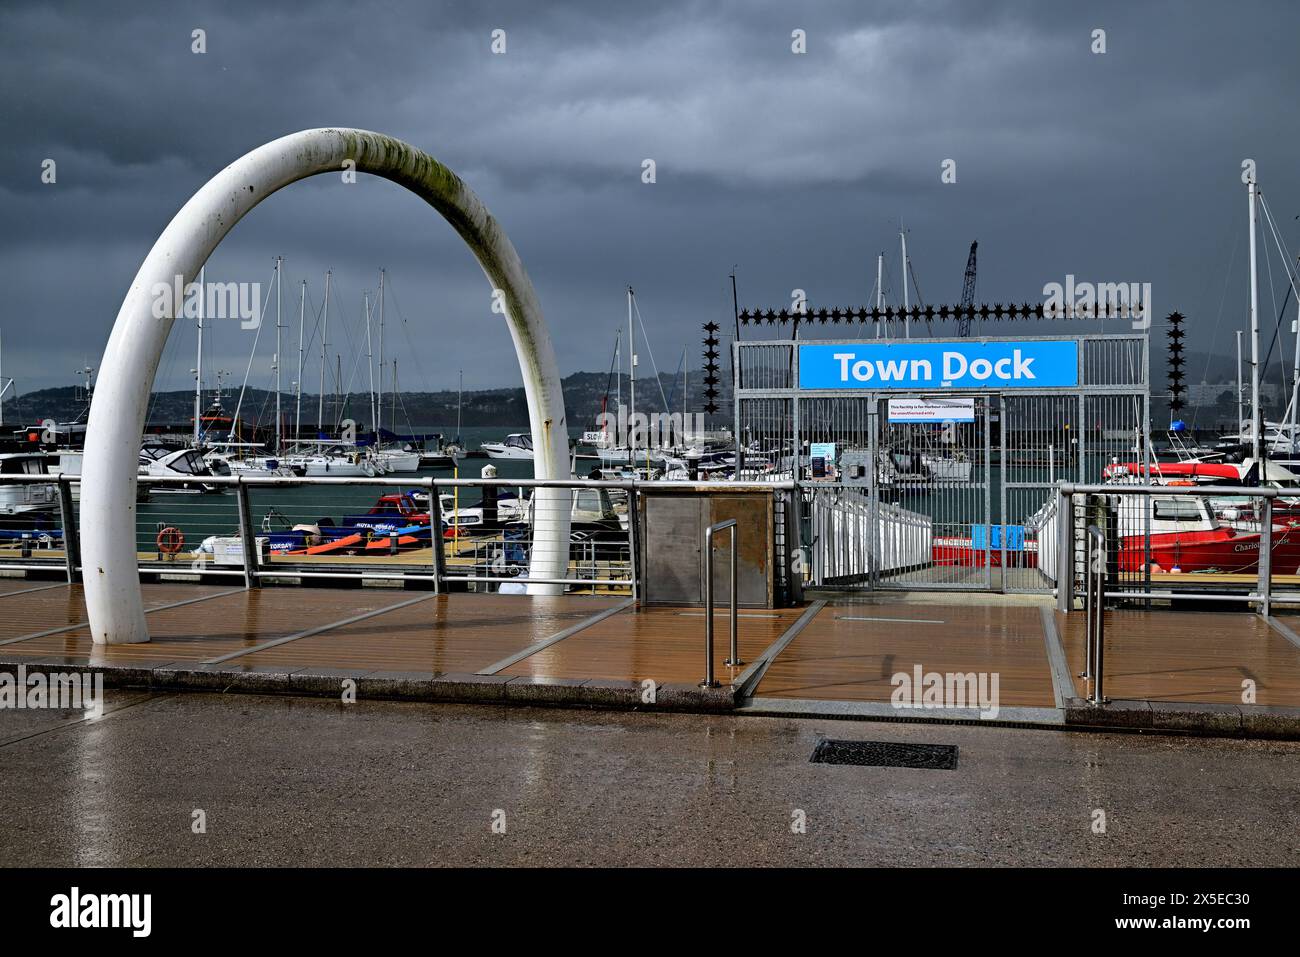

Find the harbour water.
xmin=131 ymin=425 xmax=538 ymax=555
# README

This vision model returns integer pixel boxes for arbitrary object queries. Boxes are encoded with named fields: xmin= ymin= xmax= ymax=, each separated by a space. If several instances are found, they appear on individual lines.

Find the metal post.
xmin=702 ymin=525 xmax=718 ymax=689
xmin=1081 ymin=564 xmax=1094 ymax=681
xmin=1248 ymin=177 xmax=1262 ymax=463
xmin=1258 ymin=495 xmax=1272 ymax=616
xmin=56 ymin=475 xmax=80 ymax=584
xmin=701 ymin=518 xmax=738 ymax=688
xmin=1056 ymin=486 xmax=1073 ymax=613
xmin=235 ymin=477 xmax=261 ymax=589
xmin=724 ymin=524 xmax=741 ymax=666
xmin=992 ymin=394 xmax=1001 ymax=592
xmin=426 ymin=476 xmax=445 ymax=594
xmin=1091 ymin=565 xmax=1106 ymax=706
xmin=1083 ymin=525 xmax=1105 ymax=700
xmin=627 ymin=484 xmax=640 ymax=603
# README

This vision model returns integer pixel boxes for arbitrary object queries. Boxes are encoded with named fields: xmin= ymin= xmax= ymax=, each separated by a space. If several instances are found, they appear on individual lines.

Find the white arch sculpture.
xmin=81 ymin=128 xmax=571 ymax=644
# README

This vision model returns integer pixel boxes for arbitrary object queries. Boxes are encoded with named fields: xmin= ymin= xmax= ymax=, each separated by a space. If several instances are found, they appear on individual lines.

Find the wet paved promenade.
xmin=0 ymin=693 xmax=1296 ymax=867
xmin=0 ymin=582 xmax=1297 ymax=734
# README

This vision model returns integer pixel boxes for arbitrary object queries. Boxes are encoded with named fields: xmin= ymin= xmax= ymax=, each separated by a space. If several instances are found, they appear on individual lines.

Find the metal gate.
xmin=871 ymin=394 xmax=992 ymax=589
xmin=735 ymin=335 xmax=1149 ymax=594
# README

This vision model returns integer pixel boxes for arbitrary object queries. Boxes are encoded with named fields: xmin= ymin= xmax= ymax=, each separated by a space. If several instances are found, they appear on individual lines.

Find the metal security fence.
xmin=0 ymin=473 xmax=801 ymax=601
xmin=1053 ymin=483 xmax=1297 ymax=612
xmin=736 ymin=335 xmax=1149 ymax=593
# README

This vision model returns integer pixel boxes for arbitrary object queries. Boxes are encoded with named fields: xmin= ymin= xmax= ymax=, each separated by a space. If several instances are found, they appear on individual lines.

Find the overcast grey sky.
xmin=2 ymin=0 xmax=1298 ymax=399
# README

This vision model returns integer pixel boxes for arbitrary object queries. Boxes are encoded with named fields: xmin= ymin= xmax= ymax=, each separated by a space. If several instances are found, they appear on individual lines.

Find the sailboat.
xmin=1094 ymin=167 xmax=1300 ymax=573
xmin=277 ymin=269 xmax=378 ymax=477
xmin=422 ymin=369 xmax=464 ymax=467
xmin=585 ymin=287 xmax=679 ymax=475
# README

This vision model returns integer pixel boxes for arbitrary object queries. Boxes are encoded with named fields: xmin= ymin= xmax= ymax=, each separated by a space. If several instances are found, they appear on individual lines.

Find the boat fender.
xmin=292 ymin=523 xmax=322 ymax=546
xmin=157 ymin=526 xmax=185 ymax=554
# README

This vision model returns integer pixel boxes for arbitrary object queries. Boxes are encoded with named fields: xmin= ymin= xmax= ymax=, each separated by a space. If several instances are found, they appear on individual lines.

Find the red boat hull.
xmin=1119 ymin=527 xmax=1300 ymax=574
xmin=931 ymin=539 xmax=1037 ymax=568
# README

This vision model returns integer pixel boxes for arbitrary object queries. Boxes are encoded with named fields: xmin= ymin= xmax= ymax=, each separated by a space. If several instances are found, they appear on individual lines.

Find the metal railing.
xmin=1082 ymin=524 xmax=1106 ymax=705
xmin=1055 ymin=482 xmax=1285 ymax=610
xmin=700 ymin=518 xmax=738 ymax=688
xmin=0 ymin=472 xmax=644 ymax=592
xmin=0 ymin=473 xmax=797 ymax=603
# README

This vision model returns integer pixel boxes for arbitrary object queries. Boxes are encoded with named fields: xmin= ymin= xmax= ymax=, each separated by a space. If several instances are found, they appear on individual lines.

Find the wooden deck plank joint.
xmin=477 ymin=597 xmax=636 ymax=675
xmin=733 ymin=600 xmax=827 ymax=699
xmin=0 ymin=586 xmax=247 ymax=647
xmin=1040 ymin=607 xmax=1074 ymax=710
xmin=203 ymin=592 xmax=440 ymax=665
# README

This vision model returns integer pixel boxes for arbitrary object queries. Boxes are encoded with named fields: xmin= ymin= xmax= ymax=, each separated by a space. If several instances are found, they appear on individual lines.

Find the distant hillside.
xmin=3 ymin=370 xmax=733 ymax=432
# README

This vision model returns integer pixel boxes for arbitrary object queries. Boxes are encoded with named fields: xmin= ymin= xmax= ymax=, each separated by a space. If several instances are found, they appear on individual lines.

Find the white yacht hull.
xmin=482 ymin=446 xmax=534 ymax=460
xmin=286 ymin=457 xmax=376 ymax=477
xmin=377 ymin=449 xmax=421 ymax=472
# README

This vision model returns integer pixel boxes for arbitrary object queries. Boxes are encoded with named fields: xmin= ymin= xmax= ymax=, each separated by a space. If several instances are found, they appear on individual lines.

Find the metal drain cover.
xmin=810 ymin=739 xmax=958 ymax=770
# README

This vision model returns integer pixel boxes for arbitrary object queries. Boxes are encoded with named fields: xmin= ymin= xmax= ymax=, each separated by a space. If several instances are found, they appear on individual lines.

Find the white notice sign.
xmin=887 ymin=397 xmax=976 ymax=423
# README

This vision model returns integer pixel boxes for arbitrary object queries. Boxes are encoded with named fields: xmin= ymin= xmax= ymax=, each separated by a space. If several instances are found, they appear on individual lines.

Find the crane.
xmin=956 ymin=240 xmax=978 ymax=337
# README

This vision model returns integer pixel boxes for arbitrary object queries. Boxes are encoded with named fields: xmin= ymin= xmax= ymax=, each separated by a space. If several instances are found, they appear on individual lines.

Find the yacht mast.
xmin=456 ymin=369 xmax=463 ymax=443
xmin=319 ymin=270 xmax=331 ymax=432
xmin=1236 ymin=330 xmax=1245 ymax=437
xmin=377 ymin=268 xmax=385 ymax=435
xmin=295 ymin=279 xmax=305 ymax=445
xmin=1290 ymin=257 xmax=1300 ymax=456
xmin=193 ymin=266 xmax=204 ymax=445
xmin=365 ymin=292 xmax=377 ymax=433
xmin=1248 ymin=175 xmax=1262 ymax=462
xmin=900 ymin=226 xmax=910 ymax=339
xmin=274 ymin=256 xmax=283 ymax=454
xmin=876 ymin=252 xmax=884 ymax=338
xmin=628 ymin=286 xmax=636 ymax=462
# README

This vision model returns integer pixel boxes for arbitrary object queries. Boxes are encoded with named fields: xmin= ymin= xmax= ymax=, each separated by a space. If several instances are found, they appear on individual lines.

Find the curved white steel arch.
xmin=81 ymin=128 xmax=571 ymax=644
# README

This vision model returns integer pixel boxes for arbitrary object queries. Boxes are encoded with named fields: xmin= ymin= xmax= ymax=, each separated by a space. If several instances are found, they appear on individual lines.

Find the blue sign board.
xmin=798 ymin=340 xmax=1079 ymax=390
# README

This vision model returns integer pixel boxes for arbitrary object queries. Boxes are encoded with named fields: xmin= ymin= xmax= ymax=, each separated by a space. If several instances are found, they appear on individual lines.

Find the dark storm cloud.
xmin=1 ymin=0 xmax=1298 ymax=402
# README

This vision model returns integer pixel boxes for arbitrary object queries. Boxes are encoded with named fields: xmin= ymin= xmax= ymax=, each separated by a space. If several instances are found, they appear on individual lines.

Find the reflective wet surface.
xmin=0 ymin=692 xmax=1296 ymax=867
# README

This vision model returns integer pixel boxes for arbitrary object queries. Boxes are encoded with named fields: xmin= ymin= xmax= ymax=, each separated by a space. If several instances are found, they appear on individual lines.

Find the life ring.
xmin=156 ymin=526 xmax=185 ymax=554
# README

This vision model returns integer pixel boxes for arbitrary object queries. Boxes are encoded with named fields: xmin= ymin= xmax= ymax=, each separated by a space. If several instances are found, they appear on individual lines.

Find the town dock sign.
xmin=798 ymin=340 xmax=1080 ymax=390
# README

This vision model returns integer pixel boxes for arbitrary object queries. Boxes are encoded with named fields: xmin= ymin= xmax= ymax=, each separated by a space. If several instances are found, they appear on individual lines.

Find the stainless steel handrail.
xmin=1056 ymin=483 xmax=1278 ymax=609
xmin=0 ymin=473 xmax=778 ymax=596
xmin=701 ymin=518 xmax=739 ymax=688
xmin=1083 ymin=524 xmax=1106 ymax=705
xmin=1059 ymin=481 xmax=1281 ymax=499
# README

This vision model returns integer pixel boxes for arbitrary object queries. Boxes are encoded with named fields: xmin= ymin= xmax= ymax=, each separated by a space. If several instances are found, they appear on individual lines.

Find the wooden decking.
xmin=752 ymin=601 xmax=1058 ymax=706
xmin=0 ymin=579 xmax=1295 ymax=711
xmin=1056 ymin=609 xmax=1300 ymax=705
xmin=238 ymin=593 xmax=625 ymax=673
xmin=501 ymin=605 xmax=806 ymax=685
